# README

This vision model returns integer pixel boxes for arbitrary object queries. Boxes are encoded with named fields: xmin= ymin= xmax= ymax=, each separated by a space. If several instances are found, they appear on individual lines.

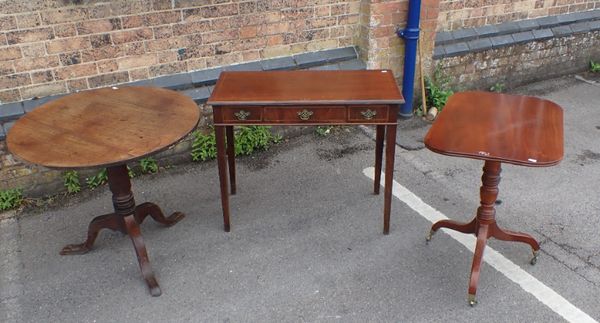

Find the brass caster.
xmin=468 ymin=294 xmax=478 ymax=307
xmin=530 ymin=250 xmax=539 ymax=265
xmin=426 ymin=230 xmax=435 ymax=243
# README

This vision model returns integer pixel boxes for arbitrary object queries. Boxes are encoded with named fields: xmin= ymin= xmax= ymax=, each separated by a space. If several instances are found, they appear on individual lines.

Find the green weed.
xmin=191 ymin=126 xmax=280 ymax=161
xmin=315 ymin=126 xmax=334 ymax=137
xmin=191 ymin=129 xmax=217 ymax=161
xmin=234 ymin=126 xmax=281 ymax=156
xmin=86 ymin=169 xmax=108 ymax=189
xmin=489 ymin=82 xmax=505 ymax=93
xmin=590 ymin=60 xmax=600 ymax=73
xmin=63 ymin=170 xmax=81 ymax=193
xmin=0 ymin=188 xmax=23 ymax=211
xmin=417 ymin=63 xmax=454 ymax=116
xmin=139 ymin=157 xmax=158 ymax=174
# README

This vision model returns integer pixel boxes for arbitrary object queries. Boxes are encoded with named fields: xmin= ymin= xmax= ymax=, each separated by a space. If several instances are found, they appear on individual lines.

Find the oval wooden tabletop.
xmin=7 ymin=86 xmax=199 ymax=169
xmin=424 ymin=91 xmax=564 ymax=167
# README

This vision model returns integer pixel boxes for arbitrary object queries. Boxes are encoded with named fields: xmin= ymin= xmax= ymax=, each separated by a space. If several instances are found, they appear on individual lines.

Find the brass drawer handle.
xmin=234 ymin=110 xmax=251 ymax=120
xmin=297 ymin=109 xmax=314 ymax=121
xmin=361 ymin=109 xmax=377 ymax=120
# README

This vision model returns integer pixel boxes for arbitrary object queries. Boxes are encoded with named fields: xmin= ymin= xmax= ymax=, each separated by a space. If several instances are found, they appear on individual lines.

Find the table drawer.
xmin=263 ymin=106 xmax=346 ymax=123
xmin=221 ymin=106 xmax=263 ymax=123
xmin=347 ymin=105 xmax=389 ymax=123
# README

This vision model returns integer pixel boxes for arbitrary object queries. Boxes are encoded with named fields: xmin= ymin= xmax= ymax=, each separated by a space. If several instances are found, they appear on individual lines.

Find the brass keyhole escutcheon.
xmin=361 ymin=109 xmax=377 ymax=120
xmin=234 ymin=110 xmax=251 ymax=120
xmin=297 ymin=109 xmax=314 ymax=121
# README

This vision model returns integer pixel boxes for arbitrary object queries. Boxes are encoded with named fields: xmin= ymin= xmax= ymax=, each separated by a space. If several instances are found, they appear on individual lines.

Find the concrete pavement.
xmin=1 ymin=75 xmax=599 ymax=322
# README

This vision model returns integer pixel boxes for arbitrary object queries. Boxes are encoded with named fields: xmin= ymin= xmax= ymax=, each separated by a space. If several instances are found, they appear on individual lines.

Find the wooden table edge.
xmin=424 ymin=144 xmax=563 ymax=167
xmin=7 ymin=120 xmax=200 ymax=171
xmin=207 ymin=100 xmax=405 ymax=106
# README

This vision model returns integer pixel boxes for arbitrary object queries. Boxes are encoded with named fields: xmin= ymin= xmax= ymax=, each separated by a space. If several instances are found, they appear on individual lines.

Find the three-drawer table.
xmin=207 ymin=70 xmax=404 ymax=234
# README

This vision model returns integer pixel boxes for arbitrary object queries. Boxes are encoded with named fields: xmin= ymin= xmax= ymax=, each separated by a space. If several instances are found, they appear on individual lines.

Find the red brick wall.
xmin=356 ymin=0 xmax=439 ymax=77
xmin=0 ymin=0 xmax=361 ymax=104
xmin=438 ymin=0 xmax=600 ymax=31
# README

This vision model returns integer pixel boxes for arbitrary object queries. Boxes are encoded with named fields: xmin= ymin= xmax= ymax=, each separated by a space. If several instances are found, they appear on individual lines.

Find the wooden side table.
xmin=207 ymin=70 xmax=404 ymax=234
xmin=7 ymin=86 xmax=199 ymax=296
xmin=424 ymin=91 xmax=564 ymax=305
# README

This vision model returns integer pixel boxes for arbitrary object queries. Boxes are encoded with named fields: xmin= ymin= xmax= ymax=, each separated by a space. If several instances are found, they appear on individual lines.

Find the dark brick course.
xmin=260 ymin=57 xmax=296 ymax=71
xmin=435 ymin=9 xmax=600 ymax=58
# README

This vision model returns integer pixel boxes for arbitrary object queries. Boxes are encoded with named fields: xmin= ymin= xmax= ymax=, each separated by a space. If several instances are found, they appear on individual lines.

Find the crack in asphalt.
xmin=537 ymin=231 xmax=600 ymax=287
xmin=398 ymin=144 xmax=425 ymax=151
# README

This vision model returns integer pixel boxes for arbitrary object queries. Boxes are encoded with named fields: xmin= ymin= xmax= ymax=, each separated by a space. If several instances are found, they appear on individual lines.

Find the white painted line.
xmin=363 ymin=167 xmax=597 ymax=323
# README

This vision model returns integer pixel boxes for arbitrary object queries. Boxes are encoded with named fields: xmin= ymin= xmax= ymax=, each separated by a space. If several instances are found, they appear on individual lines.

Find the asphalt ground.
xmin=1 ymin=75 xmax=599 ymax=322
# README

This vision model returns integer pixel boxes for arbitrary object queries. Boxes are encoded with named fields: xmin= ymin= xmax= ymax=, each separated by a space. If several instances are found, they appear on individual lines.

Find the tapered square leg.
xmin=383 ymin=124 xmax=396 ymax=235
xmin=215 ymin=126 xmax=231 ymax=232
xmin=374 ymin=125 xmax=385 ymax=195
xmin=226 ymin=126 xmax=236 ymax=195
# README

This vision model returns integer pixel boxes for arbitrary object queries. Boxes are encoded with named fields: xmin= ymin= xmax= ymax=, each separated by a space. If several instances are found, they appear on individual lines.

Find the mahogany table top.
xmin=208 ymin=70 xmax=405 ymax=106
xmin=424 ymin=91 xmax=564 ymax=167
xmin=7 ymin=86 xmax=199 ymax=169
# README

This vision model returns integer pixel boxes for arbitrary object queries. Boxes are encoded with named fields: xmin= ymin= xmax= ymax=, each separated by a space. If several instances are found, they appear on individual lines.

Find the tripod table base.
xmin=59 ymin=165 xmax=184 ymax=297
xmin=427 ymin=161 xmax=539 ymax=305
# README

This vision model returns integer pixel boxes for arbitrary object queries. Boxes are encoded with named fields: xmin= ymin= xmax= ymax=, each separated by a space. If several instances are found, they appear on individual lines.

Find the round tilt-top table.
xmin=7 ymin=86 xmax=199 ymax=296
xmin=424 ymin=91 xmax=564 ymax=305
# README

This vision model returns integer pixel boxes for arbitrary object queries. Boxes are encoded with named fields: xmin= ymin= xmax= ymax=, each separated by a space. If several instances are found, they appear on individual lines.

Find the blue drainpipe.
xmin=396 ymin=0 xmax=422 ymax=118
